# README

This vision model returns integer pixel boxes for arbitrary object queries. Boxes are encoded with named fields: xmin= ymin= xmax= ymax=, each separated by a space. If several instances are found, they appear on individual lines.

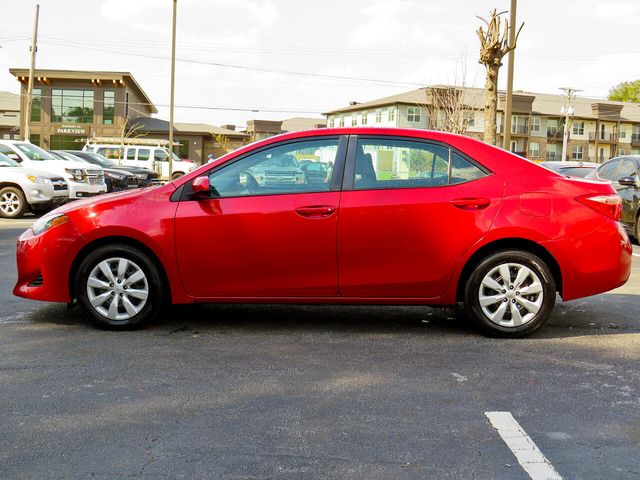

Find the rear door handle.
xmin=450 ymin=197 xmax=491 ymax=210
xmin=295 ymin=205 xmax=337 ymax=218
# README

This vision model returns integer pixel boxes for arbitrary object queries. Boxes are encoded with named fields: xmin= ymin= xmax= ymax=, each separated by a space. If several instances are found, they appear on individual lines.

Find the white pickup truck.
xmin=0 ymin=152 xmax=68 ymax=218
xmin=0 ymin=140 xmax=107 ymax=199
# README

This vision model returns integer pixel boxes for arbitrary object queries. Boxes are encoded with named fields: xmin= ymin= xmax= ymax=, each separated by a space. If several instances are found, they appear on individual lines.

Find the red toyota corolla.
xmin=14 ymin=128 xmax=632 ymax=337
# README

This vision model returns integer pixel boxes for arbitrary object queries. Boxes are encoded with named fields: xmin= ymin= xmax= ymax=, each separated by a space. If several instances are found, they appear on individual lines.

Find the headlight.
xmin=65 ymin=168 xmax=85 ymax=182
xmin=134 ymin=173 xmax=147 ymax=179
xmin=105 ymin=172 xmax=126 ymax=180
xmin=26 ymin=175 xmax=52 ymax=185
xmin=31 ymin=213 xmax=69 ymax=235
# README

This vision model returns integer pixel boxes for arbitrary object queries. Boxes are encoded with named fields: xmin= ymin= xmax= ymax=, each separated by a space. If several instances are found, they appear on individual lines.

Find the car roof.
xmin=539 ymin=161 xmax=598 ymax=168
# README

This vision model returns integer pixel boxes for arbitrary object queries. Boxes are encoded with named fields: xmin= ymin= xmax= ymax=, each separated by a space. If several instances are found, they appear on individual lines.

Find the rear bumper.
xmin=542 ymin=220 xmax=632 ymax=301
xmin=13 ymin=221 xmax=83 ymax=303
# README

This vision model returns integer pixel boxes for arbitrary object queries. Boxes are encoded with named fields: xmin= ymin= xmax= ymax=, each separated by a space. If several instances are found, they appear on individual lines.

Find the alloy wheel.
xmin=0 ymin=191 xmax=21 ymax=215
xmin=86 ymin=257 xmax=149 ymax=321
xmin=478 ymin=262 xmax=544 ymax=328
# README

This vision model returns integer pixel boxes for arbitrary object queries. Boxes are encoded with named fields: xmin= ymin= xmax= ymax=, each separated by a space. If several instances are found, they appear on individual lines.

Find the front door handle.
xmin=450 ymin=197 xmax=491 ymax=210
xmin=295 ymin=205 xmax=337 ymax=218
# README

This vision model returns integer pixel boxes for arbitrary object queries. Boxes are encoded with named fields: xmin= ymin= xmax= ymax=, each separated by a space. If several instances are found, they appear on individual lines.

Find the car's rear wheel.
xmin=464 ymin=250 xmax=556 ymax=337
xmin=171 ymin=172 xmax=184 ymax=180
xmin=76 ymin=244 xmax=165 ymax=330
xmin=0 ymin=186 xmax=27 ymax=218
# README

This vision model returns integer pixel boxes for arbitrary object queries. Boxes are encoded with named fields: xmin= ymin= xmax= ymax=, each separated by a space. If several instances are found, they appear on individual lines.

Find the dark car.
xmin=596 ymin=156 xmax=640 ymax=241
xmin=538 ymin=161 xmax=599 ymax=178
xmin=299 ymin=161 xmax=328 ymax=184
xmin=249 ymin=153 xmax=305 ymax=187
xmin=50 ymin=151 xmax=138 ymax=193
xmin=64 ymin=150 xmax=160 ymax=187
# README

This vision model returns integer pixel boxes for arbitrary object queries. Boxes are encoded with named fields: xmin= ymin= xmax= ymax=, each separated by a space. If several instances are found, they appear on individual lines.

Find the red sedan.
xmin=14 ymin=128 xmax=632 ymax=337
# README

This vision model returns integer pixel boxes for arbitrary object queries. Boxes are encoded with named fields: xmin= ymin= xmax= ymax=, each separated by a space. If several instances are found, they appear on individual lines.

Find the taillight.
xmin=576 ymin=194 xmax=622 ymax=221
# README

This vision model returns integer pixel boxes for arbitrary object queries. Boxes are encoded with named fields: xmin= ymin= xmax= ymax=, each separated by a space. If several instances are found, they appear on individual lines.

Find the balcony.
xmin=546 ymin=128 xmax=563 ymax=140
xmin=545 ymin=152 xmax=560 ymax=161
xmin=499 ymin=125 xmax=529 ymax=136
xmin=631 ymin=134 xmax=640 ymax=146
xmin=589 ymin=132 xmax=618 ymax=143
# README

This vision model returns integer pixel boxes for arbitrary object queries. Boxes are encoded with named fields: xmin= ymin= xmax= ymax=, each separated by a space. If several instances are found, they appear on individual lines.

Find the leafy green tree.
xmin=608 ymin=80 xmax=640 ymax=103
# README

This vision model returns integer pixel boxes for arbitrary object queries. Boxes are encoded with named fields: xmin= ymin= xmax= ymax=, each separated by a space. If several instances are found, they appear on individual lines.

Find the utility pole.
xmin=560 ymin=87 xmax=580 ymax=162
xmin=168 ymin=0 xmax=177 ymax=180
xmin=24 ymin=3 xmax=40 ymax=142
xmin=502 ymin=0 xmax=517 ymax=152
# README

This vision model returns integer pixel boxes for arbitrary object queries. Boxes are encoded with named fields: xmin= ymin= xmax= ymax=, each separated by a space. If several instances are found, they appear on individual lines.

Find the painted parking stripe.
xmin=633 ymin=253 xmax=640 ymax=258
xmin=485 ymin=411 xmax=562 ymax=480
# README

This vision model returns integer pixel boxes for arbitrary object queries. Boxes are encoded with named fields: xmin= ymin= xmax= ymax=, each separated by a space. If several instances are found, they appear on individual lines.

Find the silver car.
xmin=0 ymin=153 xmax=68 ymax=218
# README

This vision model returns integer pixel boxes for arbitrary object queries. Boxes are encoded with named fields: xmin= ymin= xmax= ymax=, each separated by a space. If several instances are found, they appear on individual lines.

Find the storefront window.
xmin=52 ymin=89 xmax=94 ymax=123
xmin=173 ymin=140 xmax=189 ymax=159
xmin=31 ymin=88 xmax=42 ymax=122
xmin=50 ymin=135 xmax=86 ymax=150
xmin=103 ymin=91 xmax=115 ymax=125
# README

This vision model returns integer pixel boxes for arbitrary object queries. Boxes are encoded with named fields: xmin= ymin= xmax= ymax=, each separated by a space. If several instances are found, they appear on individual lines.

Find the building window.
xmin=509 ymin=140 xmax=517 ymax=152
xmin=125 ymin=91 xmax=130 ymax=118
xmin=51 ymin=89 xmax=94 ymax=123
xmin=464 ymin=111 xmax=475 ymax=127
xmin=572 ymin=145 xmax=584 ymax=160
xmin=572 ymin=121 xmax=584 ymax=135
xmin=361 ymin=111 xmax=368 ymax=125
xmin=103 ymin=91 xmax=115 ymax=125
xmin=531 ymin=117 xmax=540 ymax=133
xmin=339 ymin=116 xmax=345 ymax=127
xmin=375 ymin=110 xmax=382 ymax=124
xmin=407 ymin=106 xmax=421 ymax=123
xmin=388 ymin=108 xmax=396 ymax=122
xmin=511 ymin=116 xmax=528 ymax=134
xmin=31 ymin=88 xmax=42 ymax=122
xmin=530 ymin=142 xmax=540 ymax=158
xmin=620 ymin=127 xmax=626 ymax=139
xmin=328 ymin=117 xmax=334 ymax=128
xmin=620 ymin=148 xmax=625 ymax=155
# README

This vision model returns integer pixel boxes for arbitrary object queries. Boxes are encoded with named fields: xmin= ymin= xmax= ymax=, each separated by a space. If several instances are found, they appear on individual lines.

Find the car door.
xmin=337 ymin=135 xmax=504 ymax=299
xmin=613 ymin=159 xmax=639 ymax=229
xmin=174 ymin=135 xmax=347 ymax=298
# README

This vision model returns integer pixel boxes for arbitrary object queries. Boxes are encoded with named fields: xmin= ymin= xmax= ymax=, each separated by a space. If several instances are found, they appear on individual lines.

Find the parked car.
xmin=248 ymin=153 xmax=305 ymax=187
xmin=14 ymin=128 xmax=631 ymax=337
xmin=83 ymin=143 xmax=196 ymax=181
xmin=0 ymin=140 xmax=107 ymax=199
xmin=0 ymin=152 xmax=68 ymax=218
xmin=538 ymin=161 xmax=599 ymax=178
xmin=64 ymin=150 xmax=160 ymax=187
xmin=596 ymin=155 xmax=640 ymax=241
xmin=50 ymin=151 xmax=138 ymax=193
xmin=299 ymin=161 xmax=328 ymax=184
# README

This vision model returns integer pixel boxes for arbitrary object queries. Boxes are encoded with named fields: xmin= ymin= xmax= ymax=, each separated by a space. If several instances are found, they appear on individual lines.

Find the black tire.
xmin=464 ymin=250 xmax=556 ymax=338
xmin=0 ymin=186 xmax=27 ymax=219
xmin=171 ymin=172 xmax=184 ymax=180
xmin=75 ymin=244 xmax=166 ymax=330
xmin=29 ymin=204 xmax=53 ymax=215
xmin=635 ymin=216 xmax=640 ymax=244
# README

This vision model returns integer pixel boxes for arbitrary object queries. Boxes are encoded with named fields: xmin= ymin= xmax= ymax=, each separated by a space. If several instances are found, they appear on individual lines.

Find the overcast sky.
xmin=0 ymin=0 xmax=638 ymax=128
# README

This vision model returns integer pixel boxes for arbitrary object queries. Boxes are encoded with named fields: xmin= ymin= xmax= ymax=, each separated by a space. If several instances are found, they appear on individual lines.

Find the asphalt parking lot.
xmin=1 ymin=217 xmax=639 ymax=479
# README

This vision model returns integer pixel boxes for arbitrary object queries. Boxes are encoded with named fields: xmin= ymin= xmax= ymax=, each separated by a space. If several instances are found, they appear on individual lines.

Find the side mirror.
xmin=192 ymin=176 xmax=210 ymax=195
xmin=618 ymin=176 xmax=638 ymax=187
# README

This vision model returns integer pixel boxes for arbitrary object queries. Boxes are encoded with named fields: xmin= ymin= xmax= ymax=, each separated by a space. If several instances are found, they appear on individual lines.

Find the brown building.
xmin=129 ymin=117 xmax=248 ymax=163
xmin=0 ymin=91 xmax=20 ymax=140
xmin=10 ymin=68 xmax=156 ymax=150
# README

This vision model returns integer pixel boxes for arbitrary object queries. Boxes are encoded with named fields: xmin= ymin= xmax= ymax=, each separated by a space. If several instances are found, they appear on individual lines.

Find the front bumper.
xmin=13 ymin=220 xmax=83 ymax=303
xmin=542 ymin=220 xmax=632 ymax=301
xmin=68 ymin=182 xmax=108 ymax=199
xmin=24 ymin=183 xmax=69 ymax=205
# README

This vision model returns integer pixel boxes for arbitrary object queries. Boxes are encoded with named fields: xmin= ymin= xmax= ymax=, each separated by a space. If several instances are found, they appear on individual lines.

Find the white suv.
xmin=0 ymin=140 xmax=107 ymax=199
xmin=83 ymin=143 xmax=196 ymax=181
xmin=0 ymin=152 xmax=68 ymax=218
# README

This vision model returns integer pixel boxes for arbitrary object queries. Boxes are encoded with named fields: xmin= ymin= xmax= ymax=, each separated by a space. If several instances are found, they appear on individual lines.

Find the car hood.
xmin=27 ymin=160 xmax=103 ymax=175
xmin=0 ymin=166 xmax=65 ymax=178
xmin=49 ymin=187 xmax=153 ymax=216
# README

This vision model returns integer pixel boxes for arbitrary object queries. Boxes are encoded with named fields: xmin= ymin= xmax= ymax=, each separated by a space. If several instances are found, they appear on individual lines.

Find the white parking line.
xmin=633 ymin=253 xmax=640 ymax=258
xmin=485 ymin=411 xmax=563 ymax=480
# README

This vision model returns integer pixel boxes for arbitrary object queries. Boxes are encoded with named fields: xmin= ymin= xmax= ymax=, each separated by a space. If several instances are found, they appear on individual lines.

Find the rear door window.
xmin=138 ymin=149 xmax=150 ymax=161
xmin=126 ymin=148 xmax=136 ymax=160
xmin=598 ymin=160 xmax=619 ymax=180
xmin=616 ymin=159 xmax=638 ymax=181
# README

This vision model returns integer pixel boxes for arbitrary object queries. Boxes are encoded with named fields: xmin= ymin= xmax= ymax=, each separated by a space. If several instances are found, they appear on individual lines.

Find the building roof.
xmin=9 ymin=68 xmax=158 ymax=114
xmin=130 ymin=117 xmax=249 ymax=137
xmin=281 ymin=117 xmax=327 ymax=132
xmin=0 ymin=91 xmax=20 ymax=112
xmin=325 ymin=85 xmax=640 ymax=123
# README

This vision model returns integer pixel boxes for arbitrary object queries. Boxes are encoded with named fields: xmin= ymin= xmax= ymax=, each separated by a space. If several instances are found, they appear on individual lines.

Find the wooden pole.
xmin=24 ymin=3 xmax=40 ymax=142
xmin=502 ymin=0 xmax=517 ymax=151
xmin=168 ymin=0 xmax=177 ymax=180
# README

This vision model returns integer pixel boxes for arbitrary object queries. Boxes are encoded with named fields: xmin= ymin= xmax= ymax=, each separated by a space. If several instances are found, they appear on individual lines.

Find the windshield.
xmin=14 ymin=143 xmax=55 ymax=161
xmin=54 ymin=151 xmax=86 ymax=163
xmin=0 ymin=152 xmax=19 ymax=167
xmin=79 ymin=151 xmax=117 ymax=168
xmin=171 ymin=151 xmax=181 ymax=161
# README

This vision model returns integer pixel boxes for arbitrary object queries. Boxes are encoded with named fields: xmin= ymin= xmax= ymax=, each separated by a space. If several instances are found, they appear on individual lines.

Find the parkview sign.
xmin=54 ymin=124 xmax=90 ymax=136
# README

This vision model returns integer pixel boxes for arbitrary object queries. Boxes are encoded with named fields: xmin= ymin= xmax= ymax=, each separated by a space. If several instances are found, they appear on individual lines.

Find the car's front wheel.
xmin=0 ymin=186 xmax=27 ymax=218
xmin=464 ymin=250 xmax=556 ymax=337
xmin=76 ymin=244 xmax=165 ymax=329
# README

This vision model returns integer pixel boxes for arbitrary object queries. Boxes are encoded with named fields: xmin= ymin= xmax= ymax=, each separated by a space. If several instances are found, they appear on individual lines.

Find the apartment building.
xmin=324 ymin=86 xmax=640 ymax=162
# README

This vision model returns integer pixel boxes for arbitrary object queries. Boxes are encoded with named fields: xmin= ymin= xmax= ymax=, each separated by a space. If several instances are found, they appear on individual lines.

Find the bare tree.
xmin=477 ymin=9 xmax=523 ymax=145
xmin=117 ymin=116 xmax=147 ymax=163
xmin=426 ymin=86 xmax=473 ymax=134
